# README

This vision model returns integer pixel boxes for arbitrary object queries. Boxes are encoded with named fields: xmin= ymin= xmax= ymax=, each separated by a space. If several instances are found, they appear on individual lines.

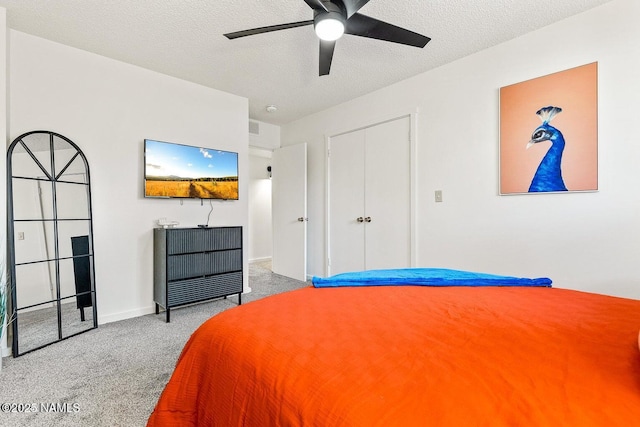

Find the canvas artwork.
xmin=499 ymin=62 xmax=598 ymax=194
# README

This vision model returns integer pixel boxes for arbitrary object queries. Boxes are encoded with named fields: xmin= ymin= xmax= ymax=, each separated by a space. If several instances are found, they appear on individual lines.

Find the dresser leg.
xmin=166 ymin=308 xmax=171 ymax=323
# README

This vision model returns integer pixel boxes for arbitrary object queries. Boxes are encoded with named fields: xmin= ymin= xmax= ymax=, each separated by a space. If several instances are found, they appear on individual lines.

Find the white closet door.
xmin=328 ymin=130 xmax=365 ymax=275
xmin=364 ymin=117 xmax=411 ymax=270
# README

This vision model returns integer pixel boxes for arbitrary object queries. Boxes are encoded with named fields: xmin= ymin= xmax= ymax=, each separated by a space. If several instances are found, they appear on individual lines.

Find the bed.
xmin=147 ymin=271 xmax=640 ymax=426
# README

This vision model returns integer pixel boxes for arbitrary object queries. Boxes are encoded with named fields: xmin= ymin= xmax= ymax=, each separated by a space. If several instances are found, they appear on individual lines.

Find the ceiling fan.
xmin=224 ymin=0 xmax=431 ymax=76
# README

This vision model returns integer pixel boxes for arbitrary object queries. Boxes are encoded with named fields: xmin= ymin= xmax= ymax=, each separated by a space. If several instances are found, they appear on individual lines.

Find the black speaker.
xmin=71 ymin=235 xmax=92 ymax=321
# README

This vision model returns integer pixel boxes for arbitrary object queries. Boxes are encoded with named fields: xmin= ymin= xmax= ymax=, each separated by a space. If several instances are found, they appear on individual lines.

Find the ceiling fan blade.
xmin=345 ymin=13 xmax=430 ymax=48
xmin=304 ymin=0 xmax=329 ymax=12
xmin=341 ymin=0 xmax=372 ymax=18
xmin=319 ymin=40 xmax=336 ymax=76
xmin=224 ymin=20 xmax=313 ymax=40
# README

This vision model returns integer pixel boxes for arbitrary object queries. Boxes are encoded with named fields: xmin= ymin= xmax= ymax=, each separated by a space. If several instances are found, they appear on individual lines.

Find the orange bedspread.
xmin=148 ymin=286 xmax=640 ymax=426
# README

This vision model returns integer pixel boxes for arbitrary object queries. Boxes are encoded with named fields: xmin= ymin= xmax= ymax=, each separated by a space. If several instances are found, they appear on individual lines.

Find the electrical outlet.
xmin=17 ymin=231 xmax=25 ymax=240
xmin=435 ymin=190 xmax=443 ymax=203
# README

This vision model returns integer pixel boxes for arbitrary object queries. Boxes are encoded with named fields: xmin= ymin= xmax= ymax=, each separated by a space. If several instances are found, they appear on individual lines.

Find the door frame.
xmin=325 ymin=109 xmax=419 ymax=277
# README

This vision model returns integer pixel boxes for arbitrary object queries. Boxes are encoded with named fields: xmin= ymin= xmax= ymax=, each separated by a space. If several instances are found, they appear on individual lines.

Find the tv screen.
xmin=144 ymin=139 xmax=239 ymax=200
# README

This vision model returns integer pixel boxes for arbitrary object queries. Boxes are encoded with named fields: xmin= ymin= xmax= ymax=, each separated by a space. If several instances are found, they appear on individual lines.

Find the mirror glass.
xmin=15 ymin=262 xmax=57 ymax=309
xmin=9 ymin=131 xmax=97 ymax=356
xmin=56 ymin=183 xmax=91 ymax=219
xmin=62 ymin=296 xmax=95 ymax=339
xmin=58 ymin=156 xmax=88 ymax=183
xmin=11 ymin=178 xmax=54 ymax=221
xmin=60 ymin=254 xmax=95 ymax=339
xmin=16 ymin=301 xmax=60 ymax=355
xmin=53 ymin=136 xmax=88 ymax=183
xmin=11 ymin=136 xmax=51 ymax=179
xmin=57 ymin=221 xmax=92 ymax=260
xmin=21 ymin=133 xmax=53 ymax=178
xmin=13 ymin=220 xmax=54 ymax=265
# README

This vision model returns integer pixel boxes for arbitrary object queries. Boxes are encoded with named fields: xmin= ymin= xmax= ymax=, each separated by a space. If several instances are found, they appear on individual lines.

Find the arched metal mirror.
xmin=7 ymin=131 xmax=97 ymax=357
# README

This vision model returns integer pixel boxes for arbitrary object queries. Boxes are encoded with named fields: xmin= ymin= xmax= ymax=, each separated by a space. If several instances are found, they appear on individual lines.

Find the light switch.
xmin=435 ymin=190 xmax=443 ymax=203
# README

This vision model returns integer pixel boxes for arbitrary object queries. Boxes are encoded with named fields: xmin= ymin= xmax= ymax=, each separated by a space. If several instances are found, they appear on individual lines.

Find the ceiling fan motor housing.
xmin=313 ymin=1 xmax=347 ymax=29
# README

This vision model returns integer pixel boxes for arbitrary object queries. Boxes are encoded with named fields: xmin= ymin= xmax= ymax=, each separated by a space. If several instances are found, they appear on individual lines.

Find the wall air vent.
xmin=249 ymin=120 xmax=260 ymax=135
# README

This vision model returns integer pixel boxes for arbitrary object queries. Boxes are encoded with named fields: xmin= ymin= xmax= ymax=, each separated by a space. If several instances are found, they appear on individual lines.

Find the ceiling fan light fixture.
xmin=314 ymin=12 xmax=345 ymax=41
xmin=226 ymin=0 xmax=431 ymax=77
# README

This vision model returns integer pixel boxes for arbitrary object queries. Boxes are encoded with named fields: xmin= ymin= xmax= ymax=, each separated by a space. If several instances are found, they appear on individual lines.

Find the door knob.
xmin=364 ymin=217 xmax=372 ymax=223
xmin=297 ymin=217 xmax=305 ymax=222
xmin=356 ymin=217 xmax=364 ymax=223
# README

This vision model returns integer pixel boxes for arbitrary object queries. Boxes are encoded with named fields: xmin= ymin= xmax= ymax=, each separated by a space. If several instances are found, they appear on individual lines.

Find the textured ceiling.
xmin=0 ymin=0 xmax=612 ymax=125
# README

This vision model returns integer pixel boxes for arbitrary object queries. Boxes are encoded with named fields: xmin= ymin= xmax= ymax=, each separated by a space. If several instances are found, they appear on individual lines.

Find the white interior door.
xmin=272 ymin=143 xmax=307 ymax=281
xmin=364 ymin=117 xmax=411 ymax=270
xmin=328 ymin=130 xmax=366 ymax=275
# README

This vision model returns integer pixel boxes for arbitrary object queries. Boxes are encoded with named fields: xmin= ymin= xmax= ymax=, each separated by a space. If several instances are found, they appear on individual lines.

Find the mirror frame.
xmin=7 ymin=130 xmax=98 ymax=356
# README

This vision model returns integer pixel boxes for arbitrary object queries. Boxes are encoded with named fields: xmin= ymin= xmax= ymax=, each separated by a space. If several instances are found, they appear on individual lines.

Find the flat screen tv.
xmin=144 ymin=139 xmax=239 ymax=200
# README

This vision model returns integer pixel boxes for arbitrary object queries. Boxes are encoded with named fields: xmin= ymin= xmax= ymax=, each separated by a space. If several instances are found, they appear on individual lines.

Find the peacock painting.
xmin=499 ymin=62 xmax=598 ymax=195
xmin=527 ymin=106 xmax=567 ymax=192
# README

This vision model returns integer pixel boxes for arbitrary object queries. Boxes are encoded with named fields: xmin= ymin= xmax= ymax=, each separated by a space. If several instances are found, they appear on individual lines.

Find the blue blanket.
xmin=312 ymin=268 xmax=552 ymax=288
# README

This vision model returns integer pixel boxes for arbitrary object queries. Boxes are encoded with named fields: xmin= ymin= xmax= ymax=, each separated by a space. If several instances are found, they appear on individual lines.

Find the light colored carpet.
xmin=0 ymin=261 xmax=308 ymax=427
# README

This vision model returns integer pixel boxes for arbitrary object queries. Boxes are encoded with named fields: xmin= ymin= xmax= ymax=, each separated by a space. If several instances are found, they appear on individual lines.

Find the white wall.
xmin=0 ymin=7 xmax=9 ymax=357
xmin=9 ymin=30 xmax=250 ymax=324
xmin=282 ymin=0 xmax=640 ymax=299
xmin=248 ymin=148 xmax=273 ymax=262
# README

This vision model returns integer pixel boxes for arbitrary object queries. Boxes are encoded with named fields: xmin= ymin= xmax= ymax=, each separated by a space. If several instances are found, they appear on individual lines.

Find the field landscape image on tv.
xmin=145 ymin=139 xmax=239 ymax=199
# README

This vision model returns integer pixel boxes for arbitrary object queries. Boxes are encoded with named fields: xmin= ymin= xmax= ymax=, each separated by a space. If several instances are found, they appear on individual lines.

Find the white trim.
xmin=324 ymin=107 xmax=419 ymax=139
xmin=324 ymin=135 xmax=330 ymax=277
xmin=1 ymin=314 xmax=9 ymax=357
xmin=98 ymin=306 xmax=156 ymax=325
xmin=98 ymin=288 xmax=253 ymax=325
xmin=249 ymin=256 xmax=272 ymax=263
xmin=410 ymin=110 xmax=419 ymax=267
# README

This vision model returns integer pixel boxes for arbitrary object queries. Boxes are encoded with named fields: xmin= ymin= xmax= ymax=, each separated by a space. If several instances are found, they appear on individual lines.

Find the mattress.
xmin=148 ymin=285 xmax=640 ymax=426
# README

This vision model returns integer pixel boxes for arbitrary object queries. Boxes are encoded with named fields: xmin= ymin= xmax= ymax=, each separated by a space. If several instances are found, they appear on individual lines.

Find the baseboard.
xmin=1 ymin=331 xmax=10 ymax=357
xmin=249 ymin=256 xmax=272 ymax=264
xmin=98 ymin=289 xmax=254 ymax=325
xmin=98 ymin=306 xmax=156 ymax=325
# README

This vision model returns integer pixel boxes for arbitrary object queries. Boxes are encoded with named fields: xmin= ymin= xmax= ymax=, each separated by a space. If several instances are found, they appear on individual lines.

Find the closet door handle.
xmin=297 ymin=217 xmax=308 ymax=222
xmin=364 ymin=217 xmax=372 ymax=223
xmin=356 ymin=217 xmax=364 ymax=223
